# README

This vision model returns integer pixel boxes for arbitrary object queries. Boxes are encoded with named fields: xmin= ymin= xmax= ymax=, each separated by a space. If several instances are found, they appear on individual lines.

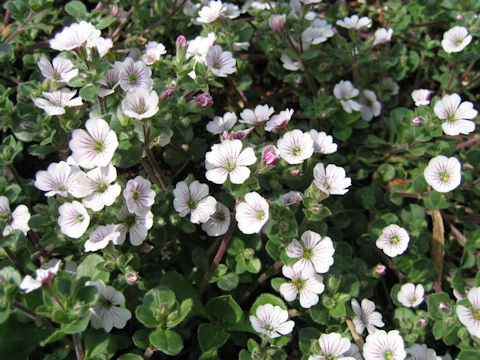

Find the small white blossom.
xmin=206 ymin=45 xmax=237 ymax=77
xmin=279 ymin=191 xmax=303 ymax=206
xmin=84 ymin=225 xmax=120 ymax=252
xmin=434 ymin=93 xmax=477 ymax=136
xmin=142 ymin=41 xmax=166 ymax=65
xmin=424 ymin=156 xmax=461 ymax=193
xmin=119 ymin=58 xmax=153 ymax=91
xmin=286 ymin=230 xmax=335 ymax=278
xmin=86 ymin=280 xmax=132 ymax=332
xmin=173 ymin=180 xmax=217 ymax=224
xmin=313 ymin=163 xmax=351 ymax=195
xmin=406 ymin=344 xmax=438 ymax=360
xmin=187 ymin=32 xmax=216 ymax=64
xmin=197 ymin=0 xmax=224 ymax=23
xmin=351 ymin=298 xmax=385 ymax=334
xmin=97 ymin=61 xmax=122 ymax=97
xmin=308 ymin=130 xmax=338 ymax=154
xmin=38 ymin=56 xmax=78 ymax=83
xmin=201 ymin=202 xmax=231 ymax=236
xmin=239 ymin=104 xmax=275 ymax=126
xmin=124 ymin=176 xmax=155 ymax=216
xmin=280 ymin=266 xmax=325 ymax=308
xmin=222 ymin=2 xmax=240 ymax=18
xmin=205 ymin=139 xmax=257 ymax=184
xmin=376 ymin=224 xmax=410 ymax=257
xmin=235 ymin=192 xmax=269 ymax=234
xmin=397 ymin=283 xmax=424 ymax=308
xmin=373 ymin=28 xmax=393 ymax=46
xmin=265 ymin=109 xmax=294 ymax=132
xmin=441 ymin=26 xmax=472 ymax=53
xmin=336 ymin=15 xmax=372 ymax=31
xmin=19 ymin=260 xmax=61 ymax=293
xmin=309 ymin=333 xmax=355 ymax=360
xmin=50 ymin=21 xmax=101 ymax=51
xmin=58 ymin=201 xmax=90 ymax=239
xmin=82 ymin=165 xmax=122 ymax=212
xmin=69 ymin=117 xmax=119 ymax=169
xmin=33 ymin=88 xmax=82 ymax=116
xmin=206 ymin=112 xmax=237 ymax=134
xmin=277 ymin=129 xmax=314 ymax=164
xmin=411 ymin=89 xmax=431 ymax=106
xmin=334 ymin=80 xmax=361 ymax=113
xmin=88 ymin=37 xmax=112 ymax=58
xmin=363 ymin=330 xmax=406 ymax=360
xmin=456 ymin=287 xmax=480 ymax=338
xmin=360 ymin=90 xmax=381 ymax=121
xmin=34 ymin=161 xmax=91 ymax=198
xmin=281 ymin=52 xmax=303 ymax=71
xmin=0 ymin=196 xmax=30 ymax=236
xmin=115 ymin=206 xmax=153 ymax=246
xmin=122 ymin=88 xmax=159 ymax=119
xmin=249 ymin=304 xmax=294 ymax=338
xmin=302 ymin=19 xmax=334 ymax=45
xmin=381 ymin=77 xmax=399 ymax=96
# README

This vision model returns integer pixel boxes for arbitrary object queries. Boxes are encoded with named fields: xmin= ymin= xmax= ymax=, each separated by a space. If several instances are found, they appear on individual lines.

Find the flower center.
xmin=293 ymin=278 xmax=305 ymax=291
xmin=302 ymin=248 xmax=313 ymax=260
xmin=125 ymin=214 xmax=136 ymax=228
xmin=292 ymin=146 xmax=302 ymax=156
xmin=57 ymin=185 xmax=68 ymax=192
xmin=410 ymin=296 xmax=418 ymax=304
xmin=383 ymin=349 xmax=394 ymax=360
xmin=53 ymin=71 xmax=61 ymax=80
xmin=76 ymin=214 xmax=84 ymax=223
xmin=1 ymin=214 xmax=12 ymax=224
xmin=96 ymin=182 xmax=108 ymax=193
xmin=93 ymin=140 xmax=105 ymax=153
xmin=132 ymin=191 xmax=140 ymax=202
xmin=454 ymin=38 xmax=463 ymax=47
xmin=186 ymin=198 xmax=198 ymax=210
xmin=473 ymin=308 xmax=480 ymax=320
xmin=214 ymin=211 xmax=225 ymax=222
xmin=129 ymin=73 xmax=138 ymax=85
xmin=255 ymin=209 xmax=266 ymax=221
xmin=99 ymin=297 xmax=113 ymax=309
xmin=213 ymin=61 xmax=221 ymax=69
xmin=264 ymin=323 xmax=274 ymax=332
xmin=439 ymin=170 xmax=450 ymax=183
xmin=225 ymin=160 xmax=237 ymax=172
xmin=389 ymin=235 xmax=400 ymax=245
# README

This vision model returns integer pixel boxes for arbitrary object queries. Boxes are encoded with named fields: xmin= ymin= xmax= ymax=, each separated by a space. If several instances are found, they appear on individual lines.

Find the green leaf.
xmin=132 ymin=329 xmax=149 ymax=349
xmin=149 ymin=328 xmax=183 ymax=356
xmin=329 ymin=301 xmax=346 ymax=318
xmin=0 ymin=230 xmax=23 ymax=248
xmin=63 ymin=314 xmax=90 ymax=334
xmin=118 ymin=354 xmax=144 ymax=360
xmin=197 ymin=323 xmax=230 ymax=352
xmin=84 ymin=330 xmax=116 ymax=358
xmin=206 ymin=295 xmax=244 ymax=324
xmin=236 ymin=75 xmax=252 ymax=91
xmin=0 ymin=317 xmax=48 ymax=358
xmin=112 ymin=135 xmax=143 ymax=168
xmin=378 ymin=164 xmax=396 ymax=182
xmin=40 ymin=329 xmax=66 ymax=346
xmin=136 ymin=286 xmax=176 ymax=328
xmin=65 ymin=1 xmax=88 ymax=19
xmin=310 ymin=303 xmax=329 ymax=324
xmin=458 ymin=350 xmax=480 ymax=360
xmin=28 ymin=214 xmax=49 ymax=231
xmin=251 ymin=294 xmax=286 ymax=315
xmin=76 ymin=254 xmax=110 ymax=282
xmin=298 ymin=327 xmax=321 ymax=354
xmin=0 ymin=135 xmax=23 ymax=165
xmin=426 ymin=293 xmax=451 ymax=320
xmin=217 ymin=273 xmax=239 ymax=291
xmin=333 ymin=127 xmax=352 ymax=141
xmin=79 ymin=84 xmax=100 ymax=101
xmin=0 ymin=44 xmax=14 ymax=61
xmin=423 ymin=192 xmax=450 ymax=211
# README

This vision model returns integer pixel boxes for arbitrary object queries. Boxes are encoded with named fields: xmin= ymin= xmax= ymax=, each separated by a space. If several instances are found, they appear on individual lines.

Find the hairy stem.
xmin=73 ymin=333 xmax=84 ymax=360
xmin=456 ymin=135 xmax=480 ymax=150
xmin=4 ymin=10 xmax=36 ymax=43
xmin=240 ymin=261 xmax=283 ymax=303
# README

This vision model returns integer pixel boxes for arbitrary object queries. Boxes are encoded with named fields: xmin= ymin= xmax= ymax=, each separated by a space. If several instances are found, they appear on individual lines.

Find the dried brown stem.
xmin=240 ymin=261 xmax=283 ymax=303
xmin=430 ymin=210 xmax=444 ymax=293
xmin=4 ymin=10 xmax=36 ymax=43
xmin=346 ymin=318 xmax=364 ymax=351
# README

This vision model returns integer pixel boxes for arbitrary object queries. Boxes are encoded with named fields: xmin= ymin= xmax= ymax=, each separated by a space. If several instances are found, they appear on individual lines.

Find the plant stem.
xmin=446 ymin=65 xmax=456 ymax=91
xmin=112 ymin=8 xmax=134 ymax=39
xmin=375 ymin=248 xmax=407 ymax=283
xmin=4 ymin=10 xmax=36 ymax=43
xmin=142 ymin=125 xmax=168 ymax=193
xmin=240 ymin=260 xmax=283 ymax=303
xmin=141 ymin=158 xmax=164 ymax=191
xmin=73 ymin=333 xmax=84 ymax=360
xmin=456 ymin=135 xmax=480 ymax=150
xmin=4 ymin=246 xmax=25 ymax=275
xmin=97 ymin=96 xmax=105 ymax=115
xmin=346 ymin=318 xmax=364 ymax=351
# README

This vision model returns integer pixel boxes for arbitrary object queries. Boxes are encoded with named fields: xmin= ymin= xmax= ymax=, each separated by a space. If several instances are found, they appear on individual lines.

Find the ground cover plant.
xmin=0 ymin=0 xmax=479 ymax=359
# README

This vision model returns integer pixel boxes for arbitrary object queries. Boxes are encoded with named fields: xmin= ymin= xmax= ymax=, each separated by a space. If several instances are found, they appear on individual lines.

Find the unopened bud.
xmin=125 ymin=272 xmax=138 ymax=284
xmin=290 ymin=169 xmax=300 ymax=176
xmin=176 ymin=35 xmax=187 ymax=47
xmin=262 ymin=145 xmax=280 ymax=166
xmin=269 ymin=14 xmax=286 ymax=34
xmin=412 ymin=116 xmax=423 ymax=126
xmin=418 ymin=319 xmax=427 ymax=326
xmin=197 ymin=92 xmax=213 ymax=107
xmin=439 ymin=302 xmax=449 ymax=312
xmin=374 ymin=264 xmax=386 ymax=276
xmin=161 ymin=87 xmax=174 ymax=100
xmin=221 ymin=130 xmax=230 ymax=140
xmin=457 ymin=14 xmax=464 ymax=20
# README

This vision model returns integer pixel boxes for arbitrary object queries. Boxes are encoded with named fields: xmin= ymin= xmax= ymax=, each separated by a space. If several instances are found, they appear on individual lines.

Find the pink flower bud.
xmin=93 ymin=3 xmax=103 ymax=12
xmin=231 ymin=128 xmax=254 ymax=140
xmin=439 ymin=302 xmax=449 ymax=312
xmin=221 ymin=130 xmax=230 ymax=140
xmin=262 ymin=145 xmax=280 ymax=166
xmin=457 ymin=14 xmax=464 ymax=20
xmin=197 ymin=92 xmax=213 ymax=107
xmin=412 ymin=116 xmax=423 ymax=126
xmin=126 ymin=272 xmax=138 ymax=284
xmin=162 ymin=87 xmax=174 ymax=100
xmin=418 ymin=319 xmax=427 ymax=326
xmin=269 ymin=14 xmax=286 ymax=34
xmin=176 ymin=35 xmax=187 ymax=47
xmin=290 ymin=169 xmax=300 ymax=176
xmin=111 ymin=5 xmax=119 ymax=16
xmin=374 ymin=264 xmax=386 ymax=276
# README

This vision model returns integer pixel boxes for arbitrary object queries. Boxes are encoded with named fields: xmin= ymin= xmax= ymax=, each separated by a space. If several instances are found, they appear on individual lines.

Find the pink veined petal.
xmin=305 ymin=275 xmax=325 ymax=294
xmin=299 ymin=289 xmax=319 ymax=308
xmin=276 ymin=320 xmax=294 ymax=335
xmin=206 ymin=167 xmax=229 ymax=184
xmin=292 ymin=258 xmax=315 ymax=278
xmin=351 ymin=299 xmax=362 ymax=316
xmin=456 ymin=101 xmax=478 ymax=120
xmin=237 ymin=147 xmax=257 ymax=166
xmin=467 ymin=287 xmax=480 ymax=309
xmin=229 ymin=166 xmax=250 ymax=184
xmin=361 ymin=298 xmax=376 ymax=314
xmin=280 ymin=283 xmax=298 ymax=302
xmin=286 ymin=239 xmax=304 ymax=258
xmin=302 ymin=230 xmax=321 ymax=249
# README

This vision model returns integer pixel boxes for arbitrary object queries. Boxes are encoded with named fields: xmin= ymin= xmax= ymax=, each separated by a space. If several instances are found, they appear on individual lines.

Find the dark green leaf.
xmin=149 ymin=328 xmax=183 ymax=356
xmin=197 ymin=323 xmax=230 ymax=352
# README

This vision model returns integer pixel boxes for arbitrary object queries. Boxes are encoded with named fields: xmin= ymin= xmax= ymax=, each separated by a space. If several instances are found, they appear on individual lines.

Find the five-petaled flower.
xmin=376 ymin=224 xmax=410 ymax=257
xmin=173 ymin=180 xmax=217 ymax=224
xmin=424 ymin=156 xmax=461 ymax=193
xmin=249 ymin=304 xmax=295 ymax=338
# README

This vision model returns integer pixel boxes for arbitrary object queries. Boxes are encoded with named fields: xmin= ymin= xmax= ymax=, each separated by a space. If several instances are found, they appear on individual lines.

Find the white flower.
xmin=124 ymin=176 xmax=155 ymax=215
xmin=279 ymin=266 xmax=325 ymax=308
xmin=334 ymin=80 xmax=361 ymax=113
xmin=363 ymin=330 xmax=406 ymax=360
xmin=19 ymin=260 xmax=61 ymax=293
xmin=279 ymin=191 xmax=303 ymax=206
xmin=88 ymin=37 xmax=112 ymax=58
xmin=239 ymin=104 xmax=275 ymax=126
xmin=33 ymin=88 xmax=82 ymax=116
xmin=265 ymin=109 xmax=294 ymax=132
xmin=205 ymin=139 xmax=257 ymax=184
xmin=222 ymin=2 xmax=240 ymax=18
xmin=309 ymin=333 xmax=355 ymax=360
xmin=142 ymin=41 xmax=166 ymax=65
xmin=302 ymin=19 xmax=334 ymax=46
xmin=249 ymin=304 xmax=294 ymax=338
xmin=122 ymin=88 xmax=159 ymax=119
xmin=313 ymin=163 xmax=351 ymax=195
xmin=381 ymin=77 xmax=399 ymax=96
xmin=235 ymin=192 xmax=269 ymax=234
xmin=336 ymin=15 xmax=372 ymax=31
xmin=360 ymin=90 xmax=381 ymax=121
xmin=286 ymin=230 xmax=335 ymax=278
xmin=411 ymin=89 xmax=431 ymax=106
xmin=423 ymin=156 xmax=461 ymax=193
xmin=173 ymin=180 xmax=217 ymax=224
xmin=406 ymin=344 xmax=437 ymax=360
xmin=351 ymin=299 xmax=385 ymax=334
xmin=201 ymin=202 xmax=231 ymax=236
xmin=197 ymin=0 xmax=224 ymax=23
xmin=345 ymin=344 xmax=363 ymax=360
xmin=84 ymin=225 xmax=120 ymax=252
xmin=373 ymin=28 xmax=393 ymax=46
xmin=281 ymin=52 xmax=303 ymax=71
xmin=97 ymin=61 xmax=122 ymax=97
xmin=119 ymin=58 xmax=153 ymax=91
xmin=58 ymin=201 xmax=90 ymax=239
xmin=376 ymin=224 xmax=410 ymax=257
xmin=34 ymin=161 xmax=91 ymax=198
xmin=441 ymin=26 xmax=472 ymax=53
xmin=0 ymin=196 xmax=30 ymax=236
xmin=115 ymin=206 xmax=153 ymax=246
xmin=86 ymin=280 xmax=132 ymax=332
xmin=277 ymin=129 xmax=314 ymax=164
xmin=206 ymin=112 xmax=237 ymax=134
xmin=50 ymin=21 xmax=101 ymax=51
xmin=433 ymin=93 xmax=477 ymax=136
xmin=456 ymin=287 xmax=480 ymax=338
xmin=187 ymin=32 xmax=216 ymax=63
xmin=38 ymin=56 xmax=78 ymax=83
xmin=269 ymin=14 xmax=286 ymax=34
xmin=82 ymin=165 xmax=121 ymax=211
xmin=206 ymin=45 xmax=236 ymax=77
xmin=308 ymin=130 xmax=338 ymax=154
xmin=397 ymin=283 xmax=424 ymax=308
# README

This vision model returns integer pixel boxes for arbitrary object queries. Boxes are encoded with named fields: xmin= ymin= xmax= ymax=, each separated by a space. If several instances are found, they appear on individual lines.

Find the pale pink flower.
xmin=277 ymin=129 xmax=314 ymax=164
xmin=397 ymin=283 xmax=424 ymax=308
xmin=124 ymin=176 xmax=155 ymax=215
xmin=97 ymin=61 xmax=122 ymax=97
xmin=19 ymin=260 xmax=61 ymax=293
xmin=249 ymin=304 xmax=294 ymax=338
xmin=309 ymin=333 xmax=355 ymax=360
xmin=239 ymin=104 xmax=275 ymax=126
xmin=456 ymin=287 xmax=480 ymax=338
xmin=376 ymin=224 xmax=410 ymax=257
xmin=308 ymin=130 xmax=338 ymax=154
xmin=186 ymin=32 xmax=216 ymax=63
xmin=229 ymin=127 xmax=255 ymax=140
xmin=197 ymin=92 xmax=213 ymax=107
xmin=82 ymin=165 xmax=122 ymax=211
xmin=69 ymin=117 xmax=119 ymax=169
xmin=38 ymin=56 xmax=78 ymax=83
xmin=235 ymin=192 xmax=269 ymax=234
xmin=441 ymin=26 xmax=472 ymax=53
xmin=206 ymin=112 xmax=237 ymax=134
xmin=119 ymin=58 xmax=153 ymax=91
xmin=313 ymin=163 xmax=351 ymax=195
xmin=33 ymin=88 xmax=82 ymax=116
xmin=411 ymin=89 xmax=431 ymax=106
xmin=406 ymin=344 xmax=437 ymax=360
xmin=269 ymin=14 xmax=286 ymax=34
xmin=262 ymin=145 xmax=280 ymax=167
xmin=50 ymin=21 xmax=101 ymax=51
xmin=351 ymin=298 xmax=385 ymax=334
xmin=142 ymin=41 xmax=166 ymax=65
xmin=360 ymin=90 xmax=381 ymax=121
xmin=121 ymin=88 xmax=159 ymax=119
xmin=302 ymin=19 xmax=334 ymax=45
xmin=373 ymin=28 xmax=393 ymax=46
xmin=206 ymin=45 xmax=237 ymax=77
xmin=201 ymin=202 xmax=231 ymax=236
xmin=197 ymin=0 xmax=224 ymax=23
xmin=434 ymin=94 xmax=477 ymax=136
xmin=84 ymin=225 xmax=120 ymax=252
xmin=114 ymin=206 xmax=153 ymax=246
xmin=281 ymin=52 xmax=303 ymax=71
xmin=423 ymin=156 xmax=461 ymax=193
xmin=173 ymin=180 xmax=217 ymax=224
xmin=34 ymin=161 xmax=91 ymax=198
xmin=279 ymin=265 xmax=325 ymax=308
xmin=381 ymin=77 xmax=399 ymax=96
xmin=279 ymin=191 xmax=302 ymax=206
xmin=265 ymin=109 xmax=294 ymax=132
xmin=363 ymin=330 xmax=406 ymax=360
xmin=58 ymin=201 xmax=90 ymax=239
xmin=205 ymin=139 xmax=257 ymax=184
xmin=0 ymin=196 xmax=30 ymax=236
xmin=334 ymin=80 xmax=361 ymax=113
xmin=336 ymin=15 xmax=372 ymax=31
xmin=88 ymin=37 xmax=112 ymax=58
